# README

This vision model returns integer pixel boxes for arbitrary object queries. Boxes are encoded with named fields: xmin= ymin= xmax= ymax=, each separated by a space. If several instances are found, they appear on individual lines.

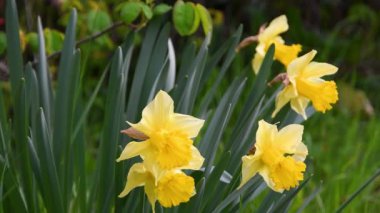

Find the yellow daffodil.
xmin=240 ymin=120 xmax=308 ymax=192
xmin=116 ymin=90 xmax=205 ymax=170
xmin=119 ymin=162 xmax=196 ymax=211
xmin=252 ymin=15 xmax=301 ymax=74
xmin=272 ymin=50 xmax=339 ymax=119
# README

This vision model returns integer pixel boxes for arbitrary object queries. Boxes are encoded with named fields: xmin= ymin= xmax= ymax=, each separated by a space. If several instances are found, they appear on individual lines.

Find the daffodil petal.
xmin=179 ymin=146 xmax=204 ymax=170
xmin=293 ymin=142 xmax=308 ymax=162
xmin=272 ymin=86 xmax=297 ymax=118
xmin=172 ymin=113 xmax=205 ymax=138
xmin=290 ymin=96 xmax=309 ymax=120
xmin=287 ymin=50 xmax=317 ymax=79
xmin=116 ymin=141 xmax=149 ymax=162
xmin=256 ymin=120 xmax=278 ymax=148
xmin=144 ymin=180 xmax=157 ymax=211
xmin=276 ymin=124 xmax=304 ymax=153
xmin=258 ymin=15 xmax=288 ymax=43
xmin=303 ymin=62 xmax=338 ymax=79
xmin=240 ymin=155 xmax=262 ymax=188
xmin=118 ymin=163 xmax=149 ymax=197
xmin=252 ymin=52 xmax=264 ymax=74
xmin=141 ymin=90 xmax=174 ymax=131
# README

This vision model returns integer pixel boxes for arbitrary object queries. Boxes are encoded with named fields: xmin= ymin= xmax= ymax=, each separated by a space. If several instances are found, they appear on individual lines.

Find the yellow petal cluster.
xmin=117 ymin=90 xmax=205 ymax=210
xmin=252 ymin=15 xmax=302 ymax=74
xmin=272 ymin=50 xmax=339 ymax=119
xmin=116 ymin=90 xmax=205 ymax=169
xmin=118 ymin=162 xmax=196 ymax=210
xmin=240 ymin=120 xmax=307 ymax=192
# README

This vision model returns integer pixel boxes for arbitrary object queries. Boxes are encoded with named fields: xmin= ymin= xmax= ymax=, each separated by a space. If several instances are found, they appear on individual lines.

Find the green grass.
xmin=296 ymin=112 xmax=380 ymax=212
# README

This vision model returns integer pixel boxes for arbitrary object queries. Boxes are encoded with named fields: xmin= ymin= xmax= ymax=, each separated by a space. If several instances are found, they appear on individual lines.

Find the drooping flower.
xmin=272 ymin=50 xmax=339 ymax=119
xmin=119 ymin=162 xmax=196 ymax=211
xmin=240 ymin=120 xmax=308 ymax=192
xmin=252 ymin=15 xmax=302 ymax=73
xmin=116 ymin=90 xmax=205 ymax=170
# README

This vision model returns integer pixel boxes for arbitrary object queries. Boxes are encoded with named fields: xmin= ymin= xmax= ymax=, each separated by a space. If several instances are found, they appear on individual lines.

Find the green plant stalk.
xmin=5 ymin=0 xmax=35 ymax=211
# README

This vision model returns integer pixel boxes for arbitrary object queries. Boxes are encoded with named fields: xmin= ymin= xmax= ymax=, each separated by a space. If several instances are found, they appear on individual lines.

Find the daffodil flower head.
xmin=119 ymin=162 xmax=195 ymax=211
xmin=252 ymin=14 xmax=302 ymax=74
xmin=116 ymin=90 xmax=205 ymax=170
xmin=240 ymin=120 xmax=308 ymax=192
xmin=272 ymin=50 xmax=339 ymax=119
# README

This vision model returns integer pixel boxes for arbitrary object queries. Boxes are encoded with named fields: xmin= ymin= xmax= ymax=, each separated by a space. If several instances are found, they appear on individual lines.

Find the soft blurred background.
xmin=1 ymin=0 xmax=379 ymax=212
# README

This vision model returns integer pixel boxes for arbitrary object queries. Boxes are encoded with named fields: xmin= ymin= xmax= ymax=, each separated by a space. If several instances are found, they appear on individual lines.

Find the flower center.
xmin=261 ymin=143 xmax=283 ymax=167
xmin=296 ymin=78 xmax=338 ymax=112
xmin=149 ymin=129 xmax=192 ymax=169
xmin=157 ymin=172 xmax=195 ymax=207
xmin=269 ymin=156 xmax=306 ymax=191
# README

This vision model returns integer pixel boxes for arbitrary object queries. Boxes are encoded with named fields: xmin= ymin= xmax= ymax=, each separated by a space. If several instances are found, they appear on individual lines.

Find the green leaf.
xmin=95 ymin=47 xmax=125 ymax=212
xmin=189 ymin=3 xmax=200 ymax=34
xmin=52 ymin=9 xmax=77 ymax=195
xmin=336 ymin=169 xmax=380 ymax=212
xmin=196 ymin=4 xmax=213 ymax=35
xmin=34 ymin=109 xmax=64 ymax=213
xmin=6 ymin=0 xmax=24 ymax=94
xmin=139 ymin=2 xmax=153 ymax=20
xmin=141 ymin=23 xmax=170 ymax=105
xmin=37 ymin=17 xmax=53 ymax=128
xmin=0 ymin=32 xmax=6 ymax=54
xmin=173 ymin=0 xmax=197 ymax=36
xmin=87 ymin=10 xmax=112 ymax=33
xmin=5 ymin=0 xmax=35 ymax=211
xmin=126 ymin=18 xmax=162 ymax=122
xmin=212 ymin=176 xmax=261 ymax=212
xmin=44 ymin=28 xmax=65 ymax=55
xmin=177 ymin=37 xmax=208 ymax=114
xmin=26 ymin=32 xmax=38 ymax=53
xmin=119 ymin=2 xmax=142 ymax=24
xmin=198 ymin=26 xmax=242 ymax=116
xmin=153 ymin=4 xmax=172 ymax=15
xmin=87 ymin=9 xmax=112 ymax=33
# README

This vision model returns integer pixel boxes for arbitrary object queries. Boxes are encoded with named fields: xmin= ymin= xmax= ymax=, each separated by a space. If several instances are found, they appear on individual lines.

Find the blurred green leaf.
xmin=119 ymin=2 xmax=141 ymax=24
xmin=189 ymin=3 xmax=200 ymax=34
xmin=336 ymin=169 xmax=380 ymax=212
xmin=0 ymin=32 xmax=6 ymax=55
xmin=196 ymin=4 xmax=213 ymax=35
xmin=44 ymin=28 xmax=64 ymax=55
xmin=139 ymin=2 xmax=153 ymax=20
xmin=173 ymin=0 xmax=197 ymax=36
xmin=26 ymin=32 xmax=38 ymax=53
xmin=154 ymin=4 xmax=172 ymax=16
xmin=87 ymin=9 xmax=112 ymax=33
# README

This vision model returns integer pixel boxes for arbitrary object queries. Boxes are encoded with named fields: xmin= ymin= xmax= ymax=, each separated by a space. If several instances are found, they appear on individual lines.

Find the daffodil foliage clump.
xmin=4 ymin=1 xmax=368 ymax=212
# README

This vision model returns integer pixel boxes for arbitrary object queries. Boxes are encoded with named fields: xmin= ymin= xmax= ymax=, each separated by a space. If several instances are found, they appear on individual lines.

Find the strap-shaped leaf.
xmin=37 ymin=18 xmax=53 ymax=128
